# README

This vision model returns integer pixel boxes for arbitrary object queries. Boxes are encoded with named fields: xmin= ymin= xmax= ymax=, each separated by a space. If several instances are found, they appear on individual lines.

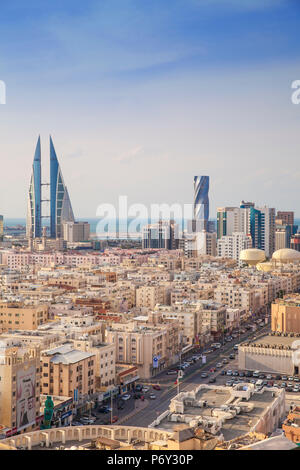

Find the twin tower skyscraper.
xmin=26 ymin=136 xmax=75 ymax=239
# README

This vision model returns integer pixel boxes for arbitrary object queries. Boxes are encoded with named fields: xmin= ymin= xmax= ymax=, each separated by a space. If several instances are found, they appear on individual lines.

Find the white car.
xmin=142 ymin=387 xmax=149 ymax=393
xmin=121 ymin=393 xmax=131 ymax=400
xmin=216 ymin=363 xmax=222 ymax=368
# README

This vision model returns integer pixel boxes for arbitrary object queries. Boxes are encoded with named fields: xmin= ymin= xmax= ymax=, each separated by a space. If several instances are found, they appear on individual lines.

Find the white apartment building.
xmin=217 ymin=232 xmax=252 ymax=265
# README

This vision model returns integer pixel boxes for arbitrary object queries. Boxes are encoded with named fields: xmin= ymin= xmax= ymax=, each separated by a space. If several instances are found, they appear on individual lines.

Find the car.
xmin=239 ymin=371 xmax=245 ymax=377
xmin=293 ymin=386 xmax=300 ymax=392
xmin=250 ymin=379 xmax=256 ymax=384
xmin=98 ymin=407 xmax=110 ymax=413
xmin=288 ymin=377 xmax=294 ymax=382
xmin=253 ymin=370 xmax=260 ymax=378
xmin=153 ymin=385 xmax=161 ymax=391
xmin=72 ymin=421 xmax=83 ymax=426
xmin=275 ymin=375 xmax=282 ymax=381
xmin=233 ymin=370 xmax=239 ymax=376
xmin=111 ymin=416 xmax=118 ymax=423
xmin=226 ymin=370 xmax=233 ymax=376
xmin=294 ymin=377 xmax=300 ymax=383
xmin=216 ymin=363 xmax=222 ymax=368
xmin=245 ymin=371 xmax=252 ymax=377
xmin=226 ymin=380 xmax=234 ymax=386
xmin=221 ymin=370 xmax=226 ymax=375
xmin=135 ymin=385 xmax=143 ymax=392
xmin=258 ymin=374 xmax=265 ymax=379
xmin=167 ymin=370 xmax=178 ymax=375
xmin=288 ymin=382 xmax=294 ymax=388
xmin=287 ymin=386 xmax=293 ymax=393
xmin=121 ymin=394 xmax=131 ymax=401
xmin=229 ymin=354 xmax=235 ymax=360
xmin=149 ymin=394 xmax=156 ymax=400
xmin=273 ymin=382 xmax=279 ymax=388
xmin=209 ymin=377 xmax=216 ymax=383
xmin=233 ymin=345 xmax=239 ymax=351
xmin=80 ymin=418 xmax=95 ymax=425
xmin=201 ymin=372 xmax=208 ymax=378
xmin=281 ymin=382 xmax=287 ymax=388
xmin=267 ymin=381 xmax=274 ymax=387
xmin=262 ymin=381 xmax=268 ymax=386
xmin=266 ymin=375 xmax=272 ymax=380
xmin=142 ymin=387 xmax=149 ymax=393
xmin=203 ymin=349 xmax=214 ymax=354
xmin=222 ymin=358 xmax=229 ymax=364
xmin=282 ymin=376 xmax=288 ymax=381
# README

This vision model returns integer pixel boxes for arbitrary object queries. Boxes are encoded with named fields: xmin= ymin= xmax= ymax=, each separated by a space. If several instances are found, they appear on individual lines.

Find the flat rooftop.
xmin=157 ymin=387 xmax=281 ymax=442
xmin=243 ymin=333 xmax=300 ymax=348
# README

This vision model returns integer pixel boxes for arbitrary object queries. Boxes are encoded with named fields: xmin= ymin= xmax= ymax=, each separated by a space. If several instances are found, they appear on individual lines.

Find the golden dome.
xmin=239 ymin=248 xmax=266 ymax=266
xmin=272 ymin=248 xmax=300 ymax=263
xmin=256 ymin=261 xmax=273 ymax=272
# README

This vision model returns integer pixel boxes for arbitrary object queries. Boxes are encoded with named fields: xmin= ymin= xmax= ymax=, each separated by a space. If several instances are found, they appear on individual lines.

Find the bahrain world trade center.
xmin=26 ymin=136 xmax=75 ymax=239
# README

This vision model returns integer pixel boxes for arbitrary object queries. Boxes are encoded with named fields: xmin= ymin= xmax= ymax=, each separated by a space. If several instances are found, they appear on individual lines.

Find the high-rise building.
xmin=26 ymin=136 xmax=75 ymax=240
xmin=193 ymin=176 xmax=209 ymax=231
xmin=249 ymin=206 xmax=275 ymax=258
xmin=277 ymin=211 xmax=294 ymax=226
xmin=0 ymin=215 xmax=3 ymax=240
xmin=217 ymin=232 xmax=252 ymax=264
xmin=26 ymin=137 xmax=42 ymax=238
xmin=50 ymin=137 xmax=75 ymax=238
xmin=291 ymin=233 xmax=300 ymax=252
xmin=142 ymin=220 xmax=178 ymax=250
xmin=63 ymin=221 xmax=90 ymax=243
xmin=217 ymin=207 xmax=250 ymax=239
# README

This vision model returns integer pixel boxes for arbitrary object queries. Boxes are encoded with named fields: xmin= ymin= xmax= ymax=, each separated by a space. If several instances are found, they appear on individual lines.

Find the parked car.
xmin=222 ymin=358 xmax=229 ymax=364
xmin=266 ymin=375 xmax=272 ymax=380
xmin=149 ymin=394 xmax=156 ymax=400
xmin=216 ymin=363 xmax=222 ymax=368
xmin=142 ymin=387 xmax=149 ymax=393
xmin=258 ymin=374 xmax=265 ymax=379
xmin=245 ymin=371 xmax=252 ymax=377
xmin=226 ymin=370 xmax=233 ymax=376
xmin=135 ymin=385 xmax=143 ymax=392
xmin=233 ymin=370 xmax=239 ymax=376
xmin=282 ymin=376 xmax=288 ymax=381
xmin=233 ymin=345 xmax=239 ymax=351
xmin=98 ymin=407 xmax=110 ymax=414
xmin=294 ymin=377 xmax=300 ymax=383
xmin=201 ymin=372 xmax=208 ymax=378
xmin=239 ymin=371 xmax=245 ymax=377
xmin=226 ymin=380 xmax=234 ymax=386
xmin=209 ymin=377 xmax=216 ymax=383
xmin=288 ymin=377 xmax=294 ymax=382
xmin=229 ymin=354 xmax=235 ymax=360
xmin=153 ymin=385 xmax=161 ymax=391
xmin=221 ymin=370 xmax=226 ymax=375
xmin=111 ymin=416 xmax=118 ymax=423
xmin=293 ymin=386 xmax=300 ymax=392
xmin=275 ymin=375 xmax=281 ymax=380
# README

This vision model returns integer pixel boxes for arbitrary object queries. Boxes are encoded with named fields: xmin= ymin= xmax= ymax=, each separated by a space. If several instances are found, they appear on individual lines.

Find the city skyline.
xmin=0 ymin=1 xmax=300 ymax=218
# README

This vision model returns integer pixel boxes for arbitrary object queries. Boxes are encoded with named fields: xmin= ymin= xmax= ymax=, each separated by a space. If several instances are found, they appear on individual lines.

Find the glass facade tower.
xmin=193 ymin=176 xmax=209 ymax=230
xmin=26 ymin=137 xmax=42 ymax=238
xmin=50 ymin=136 xmax=74 ymax=238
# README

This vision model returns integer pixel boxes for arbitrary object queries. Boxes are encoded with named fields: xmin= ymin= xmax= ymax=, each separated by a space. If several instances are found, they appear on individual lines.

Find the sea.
xmin=4 ymin=218 xmax=300 ymax=238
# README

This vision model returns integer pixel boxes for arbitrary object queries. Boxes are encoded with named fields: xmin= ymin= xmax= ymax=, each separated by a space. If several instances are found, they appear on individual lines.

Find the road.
xmin=122 ymin=321 xmax=271 ymax=427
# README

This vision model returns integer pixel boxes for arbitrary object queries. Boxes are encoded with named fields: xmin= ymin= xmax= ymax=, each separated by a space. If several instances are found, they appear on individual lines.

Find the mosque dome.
xmin=239 ymin=248 xmax=266 ymax=266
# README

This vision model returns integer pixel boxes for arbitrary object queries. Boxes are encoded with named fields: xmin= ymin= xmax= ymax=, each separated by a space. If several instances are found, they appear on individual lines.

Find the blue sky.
xmin=0 ymin=0 xmax=300 ymax=217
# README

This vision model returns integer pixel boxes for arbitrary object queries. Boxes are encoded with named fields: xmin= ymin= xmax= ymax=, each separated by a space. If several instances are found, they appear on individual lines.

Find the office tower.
xmin=63 ymin=221 xmax=90 ymax=242
xmin=217 ymin=232 xmax=252 ymax=264
xmin=193 ymin=176 xmax=209 ymax=231
xmin=142 ymin=220 xmax=178 ymax=249
xmin=0 ymin=215 xmax=3 ymax=240
xmin=275 ymin=227 xmax=289 ymax=250
xmin=249 ymin=206 xmax=275 ymax=258
xmin=217 ymin=207 xmax=250 ymax=239
xmin=277 ymin=211 xmax=294 ymax=226
xmin=50 ymin=136 xmax=75 ymax=238
xmin=26 ymin=137 xmax=42 ymax=238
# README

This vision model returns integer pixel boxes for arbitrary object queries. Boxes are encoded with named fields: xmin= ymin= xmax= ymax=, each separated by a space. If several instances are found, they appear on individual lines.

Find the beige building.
xmin=136 ymin=285 xmax=169 ymax=310
xmin=106 ymin=320 xmax=179 ymax=379
xmin=271 ymin=295 xmax=300 ymax=333
xmin=0 ymin=303 xmax=49 ymax=332
xmin=63 ymin=221 xmax=90 ymax=243
xmin=40 ymin=344 xmax=96 ymax=398
xmin=0 ymin=340 xmax=41 ymax=436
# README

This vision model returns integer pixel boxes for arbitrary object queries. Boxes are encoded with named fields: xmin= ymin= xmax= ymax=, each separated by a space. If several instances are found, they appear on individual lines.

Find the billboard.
xmin=16 ymin=365 xmax=36 ymax=431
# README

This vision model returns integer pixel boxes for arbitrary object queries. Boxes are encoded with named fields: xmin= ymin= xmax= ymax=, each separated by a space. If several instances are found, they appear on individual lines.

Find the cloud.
xmin=115 ymin=146 xmax=145 ymax=163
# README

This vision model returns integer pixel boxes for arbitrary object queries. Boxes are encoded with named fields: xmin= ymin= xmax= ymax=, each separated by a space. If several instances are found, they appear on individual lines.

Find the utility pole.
xmin=110 ymin=390 xmax=113 ymax=424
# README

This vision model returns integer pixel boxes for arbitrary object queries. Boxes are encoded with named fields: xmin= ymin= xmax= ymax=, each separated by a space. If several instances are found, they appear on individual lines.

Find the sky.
xmin=0 ymin=0 xmax=300 ymax=218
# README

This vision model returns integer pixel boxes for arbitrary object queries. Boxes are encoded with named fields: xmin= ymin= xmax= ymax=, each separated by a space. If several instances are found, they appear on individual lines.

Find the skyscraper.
xmin=50 ymin=136 xmax=74 ymax=238
xmin=26 ymin=137 xmax=42 ymax=238
xmin=26 ymin=136 xmax=75 ymax=240
xmin=193 ymin=176 xmax=209 ymax=230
